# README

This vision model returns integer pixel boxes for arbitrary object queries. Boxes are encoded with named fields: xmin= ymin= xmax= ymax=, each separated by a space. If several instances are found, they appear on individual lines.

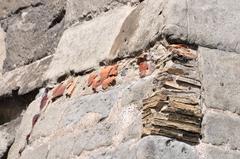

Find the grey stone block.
xmin=163 ymin=0 xmax=240 ymax=53
xmin=0 ymin=55 xmax=53 ymax=96
xmin=45 ymin=6 xmax=133 ymax=81
xmin=134 ymin=136 xmax=198 ymax=159
xmin=109 ymin=0 xmax=164 ymax=59
xmin=205 ymin=145 xmax=240 ymax=159
xmin=202 ymin=111 xmax=240 ymax=150
xmin=65 ymin=0 xmax=139 ymax=27
xmin=1 ymin=0 xmax=65 ymax=72
xmin=200 ymin=47 xmax=240 ymax=114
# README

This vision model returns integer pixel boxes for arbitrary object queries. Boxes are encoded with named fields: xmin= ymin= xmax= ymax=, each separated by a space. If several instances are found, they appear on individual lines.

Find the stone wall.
xmin=0 ymin=0 xmax=240 ymax=159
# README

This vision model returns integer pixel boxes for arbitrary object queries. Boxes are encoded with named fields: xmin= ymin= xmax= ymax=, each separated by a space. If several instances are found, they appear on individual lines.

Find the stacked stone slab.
xmin=142 ymin=46 xmax=202 ymax=145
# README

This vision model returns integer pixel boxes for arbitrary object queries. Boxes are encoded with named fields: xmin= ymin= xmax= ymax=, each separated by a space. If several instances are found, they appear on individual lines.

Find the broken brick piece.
xmin=139 ymin=62 xmax=149 ymax=78
xmin=52 ymin=83 xmax=66 ymax=100
xmin=26 ymin=133 xmax=31 ymax=145
xmin=109 ymin=64 xmax=118 ymax=76
xmin=32 ymin=113 xmax=40 ymax=127
xmin=168 ymin=44 xmax=197 ymax=60
xmin=88 ymin=73 xmax=98 ymax=87
xmin=102 ymin=77 xmax=116 ymax=90
xmin=99 ymin=66 xmax=112 ymax=81
xmin=92 ymin=77 xmax=102 ymax=91
xmin=40 ymin=94 xmax=48 ymax=110
xmin=66 ymin=78 xmax=77 ymax=97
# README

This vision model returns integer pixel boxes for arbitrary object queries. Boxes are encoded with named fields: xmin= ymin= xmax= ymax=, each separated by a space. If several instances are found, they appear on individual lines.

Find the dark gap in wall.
xmin=48 ymin=9 xmax=66 ymax=29
xmin=2 ymin=143 xmax=12 ymax=159
xmin=0 ymin=89 xmax=39 ymax=125
xmin=12 ymin=2 xmax=44 ymax=15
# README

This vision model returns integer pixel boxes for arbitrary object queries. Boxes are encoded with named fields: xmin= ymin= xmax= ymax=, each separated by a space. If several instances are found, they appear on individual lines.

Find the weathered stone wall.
xmin=0 ymin=0 xmax=240 ymax=159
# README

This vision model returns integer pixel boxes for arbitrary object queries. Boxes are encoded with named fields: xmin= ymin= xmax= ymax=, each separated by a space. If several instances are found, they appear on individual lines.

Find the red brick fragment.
xmin=99 ymin=66 xmax=112 ymax=81
xmin=40 ymin=94 xmax=48 ymax=110
xmin=109 ymin=64 xmax=118 ymax=76
xmin=26 ymin=133 xmax=31 ymax=144
xmin=52 ymin=83 xmax=66 ymax=99
xmin=92 ymin=77 xmax=102 ymax=91
xmin=168 ymin=44 xmax=197 ymax=59
xmin=102 ymin=77 xmax=116 ymax=90
xmin=139 ymin=62 xmax=149 ymax=78
xmin=32 ymin=113 xmax=40 ymax=127
xmin=66 ymin=78 xmax=77 ymax=97
xmin=87 ymin=73 xmax=98 ymax=87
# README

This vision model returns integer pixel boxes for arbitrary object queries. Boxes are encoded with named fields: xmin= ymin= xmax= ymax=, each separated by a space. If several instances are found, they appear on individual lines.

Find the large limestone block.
xmin=7 ymin=99 xmax=41 ymax=159
xmin=45 ymin=6 xmax=134 ymax=81
xmin=0 ymin=131 xmax=12 ymax=158
xmin=0 ymin=0 xmax=39 ymax=19
xmin=65 ymin=0 xmax=139 ymax=26
xmin=30 ymin=86 xmax=122 ymax=140
xmin=0 ymin=55 xmax=52 ymax=96
xmin=109 ymin=0 xmax=164 ymax=59
xmin=0 ymin=118 xmax=21 ymax=159
xmin=133 ymin=136 xmax=198 ymax=159
xmin=2 ymin=0 xmax=65 ymax=72
xmin=202 ymin=111 xmax=240 ymax=150
xmin=200 ymin=47 xmax=240 ymax=114
xmin=204 ymin=145 xmax=240 ymax=159
xmin=0 ymin=27 xmax=6 ymax=75
xmin=163 ymin=0 xmax=240 ymax=53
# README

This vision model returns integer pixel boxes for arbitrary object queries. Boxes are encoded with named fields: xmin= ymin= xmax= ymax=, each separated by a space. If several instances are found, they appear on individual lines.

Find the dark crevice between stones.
xmin=0 ymin=89 xmax=39 ymax=125
xmin=2 ymin=142 xmax=12 ymax=159
xmin=48 ymin=9 xmax=66 ymax=29
xmin=9 ymin=2 xmax=44 ymax=18
xmin=165 ymin=35 xmax=199 ymax=51
xmin=54 ymin=67 xmax=95 ymax=84
xmin=12 ymin=6 xmax=29 ymax=15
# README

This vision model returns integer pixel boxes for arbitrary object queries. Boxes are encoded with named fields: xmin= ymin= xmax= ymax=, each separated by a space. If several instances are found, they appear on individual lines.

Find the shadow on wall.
xmin=0 ymin=89 xmax=39 ymax=125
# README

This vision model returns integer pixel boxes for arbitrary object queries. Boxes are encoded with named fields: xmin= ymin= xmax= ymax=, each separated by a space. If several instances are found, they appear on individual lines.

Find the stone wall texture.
xmin=0 ymin=0 xmax=240 ymax=159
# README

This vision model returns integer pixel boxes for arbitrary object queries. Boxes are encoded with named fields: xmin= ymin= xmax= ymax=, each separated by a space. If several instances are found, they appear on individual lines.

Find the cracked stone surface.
xmin=1 ymin=0 xmax=65 ymax=72
xmin=202 ymin=111 xmax=240 ymax=150
xmin=200 ymin=47 xmax=240 ymax=114
xmin=45 ymin=6 xmax=134 ymax=81
xmin=65 ymin=0 xmax=140 ymax=27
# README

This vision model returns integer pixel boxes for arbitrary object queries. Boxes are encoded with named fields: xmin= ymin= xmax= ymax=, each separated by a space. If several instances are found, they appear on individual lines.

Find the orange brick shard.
xmin=99 ymin=66 xmax=112 ymax=81
xmin=88 ymin=73 xmax=97 ymax=87
xmin=102 ymin=77 xmax=116 ymax=90
xmin=26 ymin=133 xmax=31 ymax=144
xmin=168 ymin=44 xmax=197 ymax=59
xmin=32 ymin=113 xmax=40 ymax=127
xmin=109 ymin=64 xmax=118 ymax=76
xmin=40 ymin=95 xmax=48 ymax=110
xmin=92 ymin=77 xmax=102 ymax=91
xmin=139 ymin=62 xmax=149 ymax=78
xmin=66 ymin=78 xmax=77 ymax=97
xmin=52 ymin=83 xmax=66 ymax=99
